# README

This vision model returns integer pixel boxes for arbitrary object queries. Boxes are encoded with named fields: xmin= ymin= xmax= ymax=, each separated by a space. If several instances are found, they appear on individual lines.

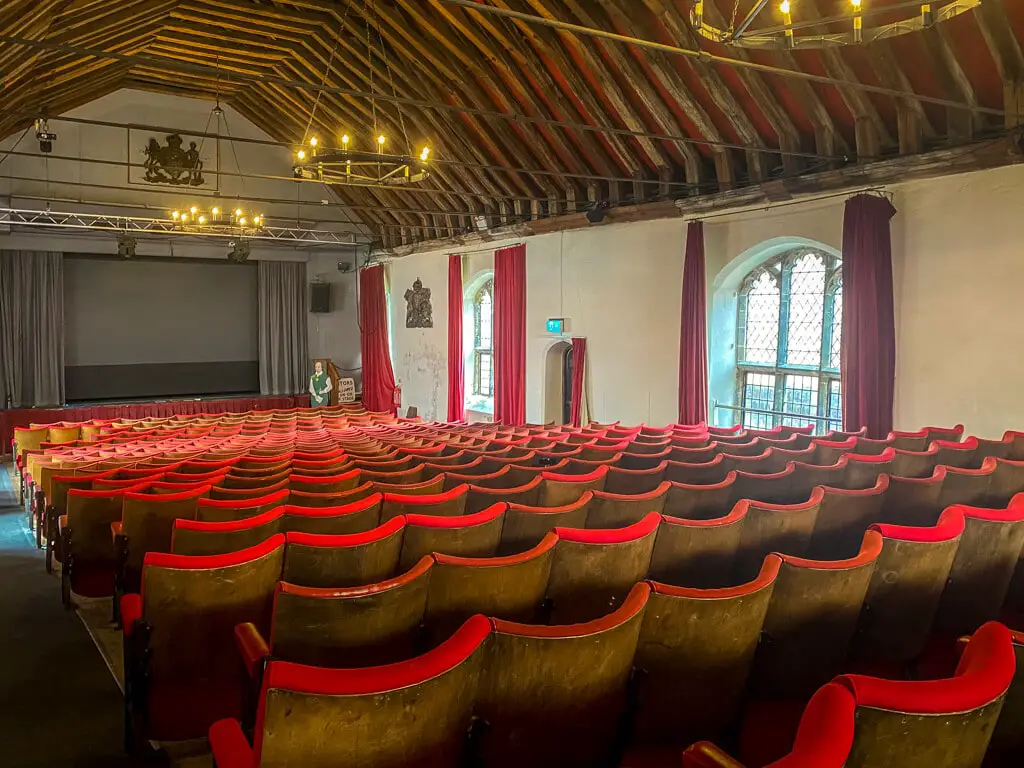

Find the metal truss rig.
xmin=0 ymin=208 xmax=361 ymax=246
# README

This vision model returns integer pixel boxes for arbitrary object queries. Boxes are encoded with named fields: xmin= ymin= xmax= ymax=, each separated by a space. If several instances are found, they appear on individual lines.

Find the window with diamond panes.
xmin=736 ymin=249 xmax=842 ymax=433
xmin=473 ymin=280 xmax=494 ymax=397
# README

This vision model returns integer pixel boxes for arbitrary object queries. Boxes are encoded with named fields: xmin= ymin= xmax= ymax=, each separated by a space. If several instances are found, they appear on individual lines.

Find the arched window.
xmin=736 ymin=249 xmax=842 ymax=433
xmin=472 ymin=279 xmax=494 ymax=398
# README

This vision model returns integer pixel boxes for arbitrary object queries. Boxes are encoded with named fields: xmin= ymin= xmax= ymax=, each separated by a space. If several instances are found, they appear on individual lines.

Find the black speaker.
xmin=310 ymin=283 xmax=332 ymax=313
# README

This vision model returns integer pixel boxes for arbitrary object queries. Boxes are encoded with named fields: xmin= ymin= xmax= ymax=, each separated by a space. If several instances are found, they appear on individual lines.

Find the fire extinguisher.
xmin=393 ymin=380 xmax=402 ymax=414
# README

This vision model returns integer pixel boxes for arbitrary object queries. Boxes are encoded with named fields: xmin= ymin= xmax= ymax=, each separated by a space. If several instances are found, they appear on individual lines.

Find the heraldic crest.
xmin=404 ymin=278 xmax=433 ymax=328
xmin=143 ymin=134 xmax=205 ymax=186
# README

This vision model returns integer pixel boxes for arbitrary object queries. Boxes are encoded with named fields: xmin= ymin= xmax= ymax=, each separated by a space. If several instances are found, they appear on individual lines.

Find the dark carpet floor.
xmin=0 ymin=469 xmax=130 ymax=767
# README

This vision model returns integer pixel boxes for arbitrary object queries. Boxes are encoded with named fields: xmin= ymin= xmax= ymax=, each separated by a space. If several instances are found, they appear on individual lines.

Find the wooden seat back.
xmin=399 ymin=503 xmax=505 ymax=571
xmin=282 ymin=519 xmax=405 ymax=588
xmin=500 ymin=493 xmax=593 ymax=554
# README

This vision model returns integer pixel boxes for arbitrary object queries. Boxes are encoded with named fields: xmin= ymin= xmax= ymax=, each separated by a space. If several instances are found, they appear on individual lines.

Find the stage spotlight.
xmin=117 ymin=233 xmax=137 ymax=259
xmin=585 ymin=201 xmax=608 ymax=224
xmin=34 ymin=118 xmax=56 ymax=153
xmin=228 ymin=239 xmax=250 ymax=263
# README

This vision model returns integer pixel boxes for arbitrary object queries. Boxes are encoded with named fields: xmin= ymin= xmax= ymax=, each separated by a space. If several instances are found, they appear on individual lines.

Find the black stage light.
xmin=117 ymin=233 xmax=137 ymax=259
xmin=585 ymin=201 xmax=608 ymax=224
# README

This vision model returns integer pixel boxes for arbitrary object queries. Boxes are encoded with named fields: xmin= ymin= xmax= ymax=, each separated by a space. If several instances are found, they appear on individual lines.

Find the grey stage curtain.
xmin=0 ymin=250 xmax=65 ymax=408
xmin=257 ymin=259 xmax=309 ymax=396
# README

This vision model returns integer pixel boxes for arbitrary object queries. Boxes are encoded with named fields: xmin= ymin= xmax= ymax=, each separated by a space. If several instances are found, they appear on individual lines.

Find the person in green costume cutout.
xmin=308 ymin=360 xmax=332 ymax=406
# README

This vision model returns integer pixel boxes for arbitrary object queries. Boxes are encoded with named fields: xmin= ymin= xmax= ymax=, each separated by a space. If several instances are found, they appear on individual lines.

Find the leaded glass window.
xmin=736 ymin=249 xmax=842 ymax=433
xmin=473 ymin=279 xmax=494 ymax=397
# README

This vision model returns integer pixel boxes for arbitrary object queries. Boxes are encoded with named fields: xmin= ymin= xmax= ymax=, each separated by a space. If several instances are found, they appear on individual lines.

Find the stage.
xmin=1 ymin=394 xmax=310 ymax=450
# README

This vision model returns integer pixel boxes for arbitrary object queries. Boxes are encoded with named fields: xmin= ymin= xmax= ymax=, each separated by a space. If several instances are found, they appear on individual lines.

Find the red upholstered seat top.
xmin=470 ymin=476 xmax=542 ymax=494
xmin=259 ymin=613 xmax=490 ymax=699
xmin=285 ymin=516 xmax=405 ymax=548
xmin=277 ymin=556 xmax=433 ymax=600
xmin=870 ymin=506 xmax=966 ymax=542
xmin=592 ymin=482 xmax=671 ymax=503
xmin=555 ymin=511 xmax=660 ymax=544
xmin=608 ymin=461 xmax=670 ymax=477
xmin=288 ymin=468 xmax=361 ymax=485
xmin=381 ymin=484 xmax=469 ymax=505
xmin=433 ymin=532 xmax=559 ymax=568
xmin=406 ymin=502 xmax=506 ymax=529
xmin=932 ymin=436 xmax=979 ymax=451
xmin=650 ymin=554 xmax=782 ymax=600
xmin=163 ymin=468 xmax=230 ymax=482
xmin=943 ymin=457 xmax=998 ymax=476
xmin=508 ymin=491 xmax=594 ymax=515
xmin=949 ymin=502 xmax=1024 ymax=523
xmin=735 ymin=485 xmax=825 ymax=513
xmin=765 ymin=682 xmax=856 ymax=768
xmin=668 ymin=470 xmax=736 ymax=492
xmin=145 ymin=533 xmax=285 ymax=571
xmin=813 ymin=436 xmax=858 ymax=451
xmin=835 ymin=621 xmax=1015 ymax=714
xmin=492 ymin=582 xmax=651 ymax=639
xmin=174 ymin=505 xmax=284 ymax=533
xmin=282 ymin=493 xmax=382 ymax=518
xmin=125 ymin=484 xmax=212 ymax=503
xmin=780 ymin=530 xmax=884 ymax=570
xmin=197 ymin=488 xmax=290 ymax=509
xmin=846 ymin=446 xmax=896 ymax=463
xmin=68 ymin=481 xmax=152 ymax=499
xmin=661 ymin=501 xmax=745 ymax=529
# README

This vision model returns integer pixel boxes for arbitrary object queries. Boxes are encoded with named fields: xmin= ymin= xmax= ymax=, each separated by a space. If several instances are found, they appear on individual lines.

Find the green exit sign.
xmin=546 ymin=318 xmax=565 ymax=334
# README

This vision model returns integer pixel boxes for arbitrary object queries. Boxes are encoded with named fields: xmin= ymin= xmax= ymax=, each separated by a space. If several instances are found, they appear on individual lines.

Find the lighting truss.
xmin=0 ymin=208 xmax=361 ymax=246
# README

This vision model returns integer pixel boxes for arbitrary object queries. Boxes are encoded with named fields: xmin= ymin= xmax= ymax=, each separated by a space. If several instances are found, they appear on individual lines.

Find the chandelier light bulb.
xmin=234 ymin=208 xmax=243 ymax=217
xmin=377 ymin=134 xmax=386 ymax=146
xmin=309 ymin=137 xmax=318 ymax=147
xmin=851 ymin=0 xmax=862 ymax=7
xmin=211 ymin=207 xmax=220 ymax=216
xmin=419 ymin=147 xmax=430 ymax=161
xmin=779 ymin=0 xmax=790 ymax=13
xmin=189 ymin=206 xmax=198 ymax=215
xmin=297 ymin=149 xmax=307 ymax=160
xmin=181 ymin=213 xmax=189 ymax=223
xmin=341 ymin=134 xmax=350 ymax=146
xmin=239 ymin=217 xmax=248 ymax=226
xmin=198 ymin=215 xmax=207 ymax=224
xmin=171 ymin=210 xmax=180 ymax=220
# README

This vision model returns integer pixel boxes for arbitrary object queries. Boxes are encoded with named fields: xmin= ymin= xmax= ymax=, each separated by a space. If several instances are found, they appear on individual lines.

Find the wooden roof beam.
xmin=973 ymin=0 xmax=1024 ymax=129
xmin=921 ymin=23 xmax=984 ymax=142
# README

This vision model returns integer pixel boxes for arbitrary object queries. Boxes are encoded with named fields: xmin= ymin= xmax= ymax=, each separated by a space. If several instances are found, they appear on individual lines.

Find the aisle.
xmin=0 ymin=469 xmax=129 ymax=767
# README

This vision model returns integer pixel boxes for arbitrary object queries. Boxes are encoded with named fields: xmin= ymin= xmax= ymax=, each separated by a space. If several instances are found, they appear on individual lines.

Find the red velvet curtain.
xmin=359 ymin=264 xmax=397 ymax=414
xmin=570 ymin=337 xmax=586 ymax=428
xmin=494 ymin=244 xmax=527 ymax=425
xmin=447 ymin=254 xmax=465 ymax=422
xmin=678 ymin=220 xmax=709 ymax=426
xmin=841 ymin=193 xmax=897 ymax=439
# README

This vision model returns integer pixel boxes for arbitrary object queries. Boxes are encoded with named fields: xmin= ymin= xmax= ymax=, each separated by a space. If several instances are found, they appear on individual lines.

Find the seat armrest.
xmin=120 ymin=594 xmax=143 ymax=637
xmin=234 ymin=622 xmax=270 ymax=679
xmin=682 ymin=743 xmax=746 ymax=768
xmin=110 ymin=520 xmax=123 ymax=542
xmin=58 ymin=514 xmax=68 ymax=533
xmin=209 ymin=718 xmax=255 ymax=768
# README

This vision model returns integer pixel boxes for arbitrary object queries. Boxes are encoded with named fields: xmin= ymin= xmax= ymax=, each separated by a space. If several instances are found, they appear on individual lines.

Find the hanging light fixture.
xmin=291 ymin=3 xmax=432 ymax=188
xmin=691 ymin=0 xmax=979 ymax=49
xmin=168 ymin=204 xmax=265 ymax=232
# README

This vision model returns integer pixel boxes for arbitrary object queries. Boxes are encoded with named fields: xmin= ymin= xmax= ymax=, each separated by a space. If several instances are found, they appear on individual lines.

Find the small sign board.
xmin=338 ymin=378 xmax=356 ymax=404
xmin=546 ymin=318 xmax=567 ymax=334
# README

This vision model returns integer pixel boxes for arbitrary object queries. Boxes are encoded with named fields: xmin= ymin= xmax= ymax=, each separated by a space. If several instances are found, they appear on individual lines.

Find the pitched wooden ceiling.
xmin=0 ymin=0 xmax=1022 ymax=248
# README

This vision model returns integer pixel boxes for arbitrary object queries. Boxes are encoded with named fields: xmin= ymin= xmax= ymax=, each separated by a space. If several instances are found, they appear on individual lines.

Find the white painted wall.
xmin=385 ymin=163 xmax=1024 ymax=437
xmin=388 ymin=218 xmax=685 ymax=425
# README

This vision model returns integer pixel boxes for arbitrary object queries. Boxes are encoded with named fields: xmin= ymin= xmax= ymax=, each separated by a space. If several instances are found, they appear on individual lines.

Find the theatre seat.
xmin=195 ymin=489 xmax=290 ymax=523
xmin=836 ymin=621 xmax=1015 ymax=768
xmin=890 ymin=445 xmax=939 ymax=479
xmin=752 ymin=530 xmax=882 ymax=700
xmin=476 ymin=583 xmax=650 ymax=768
xmin=937 ymin=459 xmax=996 ymax=509
xmin=807 ymin=475 xmax=888 ymax=560
xmin=605 ymin=462 xmax=668 ymax=494
xmin=682 ymin=682 xmax=855 ymax=768
xmin=854 ymin=507 xmax=966 ymax=666
xmin=881 ymin=468 xmax=945 ymax=527
xmin=988 ymin=627 xmax=1024 ymax=766
xmin=221 ymin=469 xmax=292 ymax=489
xmin=499 ymin=492 xmax=593 ymax=554
xmin=372 ymin=475 xmax=445 ymax=496
xmin=287 ymin=480 xmax=375 ymax=507
xmin=546 ymin=512 xmax=659 ymax=623
xmin=466 ymin=477 xmax=542 ymax=514
xmin=986 ymin=457 xmax=1024 ymax=507
xmin=238 ymin=556 xmax=432 ymax=671
xmin=280 ymin=494 xmax=383 ymax=535
xmin=650 ymin=505 xmax=745 ymax=588
xmin=61 ymin=483 xmax=148 ymax=605
xmin=399 ymin=503 xmax=505 ymax=570
xmin=172 ymin=506 xmax=284 ymax=556
xmin=732 ymin=489 xmax=825 ymax=584
xmin=664 ymin=474 xmax=735 ymax=520
xmin=426 ymin=533 xmax=556 ymax=644
xmin=121 ymin=535 xmax=285 ymax=746
xmin=443 ymin=465 xmax=516 ymax=490
xmin=282 ymin=518 xmax=405 ymax=588
xmin=634 ymin=557 xmax=780 ymax=747
xmin=379 ymin=484 xmax=469 ymax=523
xmin=587 ymin=482 xmax=670 ymax=529
xmin=210 ymin=614 xmax=490 ymax=768
xmin=933 ymin=503 xmax=1024 ymax=637
xmin=288 ymin=469 xmax=362 ymax=495
xmin=209 ymin=478 xmax=290 ymax=501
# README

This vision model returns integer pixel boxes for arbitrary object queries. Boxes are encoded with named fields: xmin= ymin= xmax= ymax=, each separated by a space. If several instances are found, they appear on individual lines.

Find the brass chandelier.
xmin=291 ymin=134 xmax=431 ymax=187
xmin=691 ymin=0 xmax=980 ymax=49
